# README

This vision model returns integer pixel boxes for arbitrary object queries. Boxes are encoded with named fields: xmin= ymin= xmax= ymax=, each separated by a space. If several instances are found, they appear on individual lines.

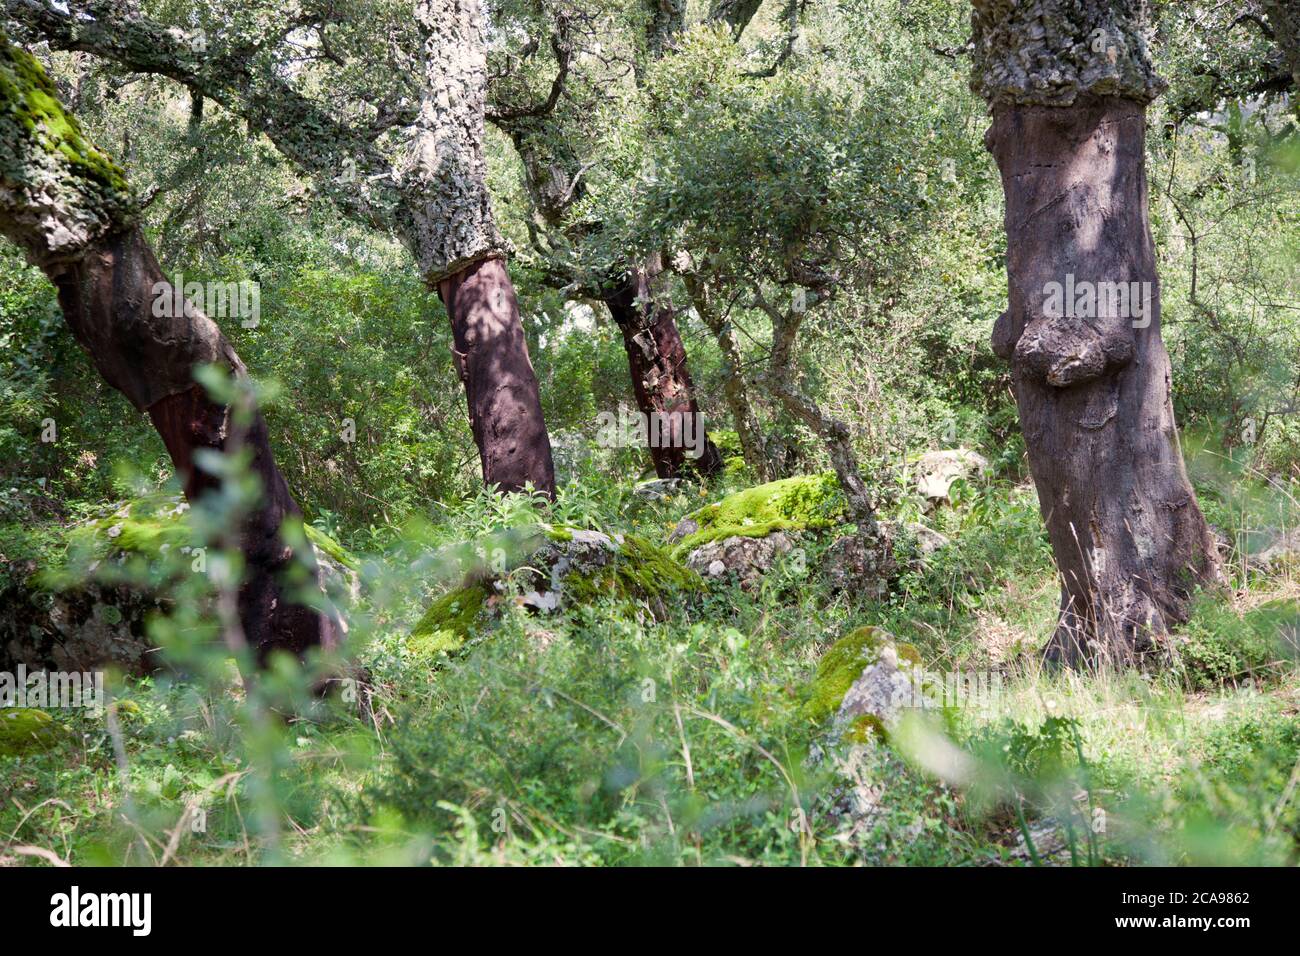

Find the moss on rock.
xmin=408 ymin=583 xmax=490 ymax=656
xmin=804 ymin=625 xmax=921 ymax=722
xmin=560 ymin=532 xmax=704 ymax=604
xmin=406 ymin=528 xmax=702 ymax=658
xmin=671 ymin=472 xmax=845 ymax=558
xmin=0 ymin=708 xmax=68 ymax=757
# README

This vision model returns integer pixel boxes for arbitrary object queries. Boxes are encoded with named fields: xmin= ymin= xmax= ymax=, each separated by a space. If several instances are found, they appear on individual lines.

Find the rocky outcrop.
xmin=408 ymin=526 xmax=702 ymax=657
xmin=805 ymin=626 xmax=926 ymax=737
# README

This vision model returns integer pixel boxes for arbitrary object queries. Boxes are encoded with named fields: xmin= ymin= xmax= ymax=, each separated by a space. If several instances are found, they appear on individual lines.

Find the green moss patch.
xmin=0 ymin=708 xmax=68 ymax=757
xmin=804 ymin=625 xmax=921 ymax=722
xmin=304 ymin=523 xmax=360 ymax=570
xmin=562 ymin=532 xmax=704 ymax=603
xmin=0 ymin=35 xmax=129 ymax=194
xmin=406 ymin=529 xmax=701 ymax=659
xmin=408 ymin=583 xmax=490 ymax=657
xmin=671 ymin=472 xmax=845 ymax=558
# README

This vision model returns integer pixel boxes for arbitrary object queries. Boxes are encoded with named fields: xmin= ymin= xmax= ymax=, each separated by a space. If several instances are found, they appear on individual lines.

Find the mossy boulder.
xmin=669 ymin=472 xmax=845 ymax=559
xmin=0 ymin=708 xmax=68 ymax=757
xmin=545 ymin=530 xmax=703 ymax=609
xmin=409 ymin=583 xmax=490 ymax=656
xmin=684 ymin=530 xmax=800 ymax=590
xmin=805 ymin=626 xmax=924 ymax=739
xmin=407 ymin=526 xmax=702 ymax=657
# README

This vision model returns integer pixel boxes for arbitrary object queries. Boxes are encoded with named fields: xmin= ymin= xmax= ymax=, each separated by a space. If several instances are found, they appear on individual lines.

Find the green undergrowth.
xmin=408 ymin=583 xmax=490 ymax=656
xmin=6 ymin=470 xmax=1300 ymax=867
xmin=1173 ymin=594 xmax=1300 ymax=689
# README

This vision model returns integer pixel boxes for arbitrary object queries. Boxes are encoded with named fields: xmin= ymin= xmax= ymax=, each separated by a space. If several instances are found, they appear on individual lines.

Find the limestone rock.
xmin=684 ymin=531 xmax=798 ymax=589
xmin=915 ymin=449 xmax=989 ymax=504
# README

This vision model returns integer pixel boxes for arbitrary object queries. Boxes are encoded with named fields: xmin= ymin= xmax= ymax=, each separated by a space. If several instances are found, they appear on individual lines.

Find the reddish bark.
xmin=603 ymin=257 xmax=723 ymax=479
xmin=46 ymin=228 xmax=339 ymax=665
xmin=986 ymin=97 xmax=1223 ymax=664
xmin=438 ymin=257 xmax=557 ymax=497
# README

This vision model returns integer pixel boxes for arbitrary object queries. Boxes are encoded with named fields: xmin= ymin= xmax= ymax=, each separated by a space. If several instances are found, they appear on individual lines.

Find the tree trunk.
xmin=0 ymin=36 xmax=336 ymax=665
xmin=682 ymin=271 xmax=769 ymax=480
xmin=438 ymin=257 xmax=557 ymax=495
xmin=603 ymin=256 xmax=723 ymax=479
xmin=405 ymin=0 xmax=556 ymax=497
xmin=972 ymin=1 xmax=1223 ymax=665
xmin=1263 ymin=1 xmax=1300 ymax=98
xmin=47 ymin=230 xmax=340 ymax=664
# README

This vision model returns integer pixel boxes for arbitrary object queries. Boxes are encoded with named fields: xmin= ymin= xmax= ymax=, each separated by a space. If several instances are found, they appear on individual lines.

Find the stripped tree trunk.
xmin=603 ymin=255 xmax=723 ymax=479
xmin=492 ymin=0 xmax=750 ymax=481
xmin=0 ymin=35 xmax=337 ymax=665
xmin=972 ymin=0 xmax=1223 ymax=665
xmin=437 ymin=258 xmax=557 ymax=493
xmin=405 ymin=0 xmax=555 ymax=497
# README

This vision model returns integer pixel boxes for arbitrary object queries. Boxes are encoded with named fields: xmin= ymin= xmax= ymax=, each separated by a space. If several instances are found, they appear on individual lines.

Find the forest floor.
xmin=3 ymin=456 xmax=1299 ymax=867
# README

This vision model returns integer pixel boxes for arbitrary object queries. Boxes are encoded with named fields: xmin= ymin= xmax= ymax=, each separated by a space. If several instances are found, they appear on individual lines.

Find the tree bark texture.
xmin=439 ymin=257 xmax=557 ymax=496
xmin=0 ymin=35 xmax=337 ymax=664
xmin=973 ymin=1 xmax=1223 ymax=665
xmin=405 ymin=0 xmax=556 ymax=496
xmin=15 ymin=0 xmax=556 ymax=498
xmin=603 ymin=256 xmax=723 ymax=479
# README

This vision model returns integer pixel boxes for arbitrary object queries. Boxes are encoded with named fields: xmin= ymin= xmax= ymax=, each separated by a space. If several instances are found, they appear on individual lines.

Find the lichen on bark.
xmin=970 ymin=0 xmax=1166 ymax=108
xmin=402 ymin=0 xmax=513 ymax=284
xmin=0 ymin=32 xmax=134 ymax=264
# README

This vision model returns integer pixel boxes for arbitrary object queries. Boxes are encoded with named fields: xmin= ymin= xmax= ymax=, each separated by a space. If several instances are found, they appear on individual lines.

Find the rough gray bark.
xmin=4 ymin=0 xmax=399 ymax=228
xmin=970 ymin=0 xmax=1166 ymax=108
xmin=708 ymin=0 xmax=766 ymax=38
xmin=645 ymin=0 xmax=687 ymax=60
xmin=403 ymin=0 xmax=513 ymax=283
xmin=1262 ymin=0 xmax=1300 ymax=94
xmin=972 ymin=0 xmax=1223 ymax=665
xmin=0 ymin=33 xmax=338 ymax=665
